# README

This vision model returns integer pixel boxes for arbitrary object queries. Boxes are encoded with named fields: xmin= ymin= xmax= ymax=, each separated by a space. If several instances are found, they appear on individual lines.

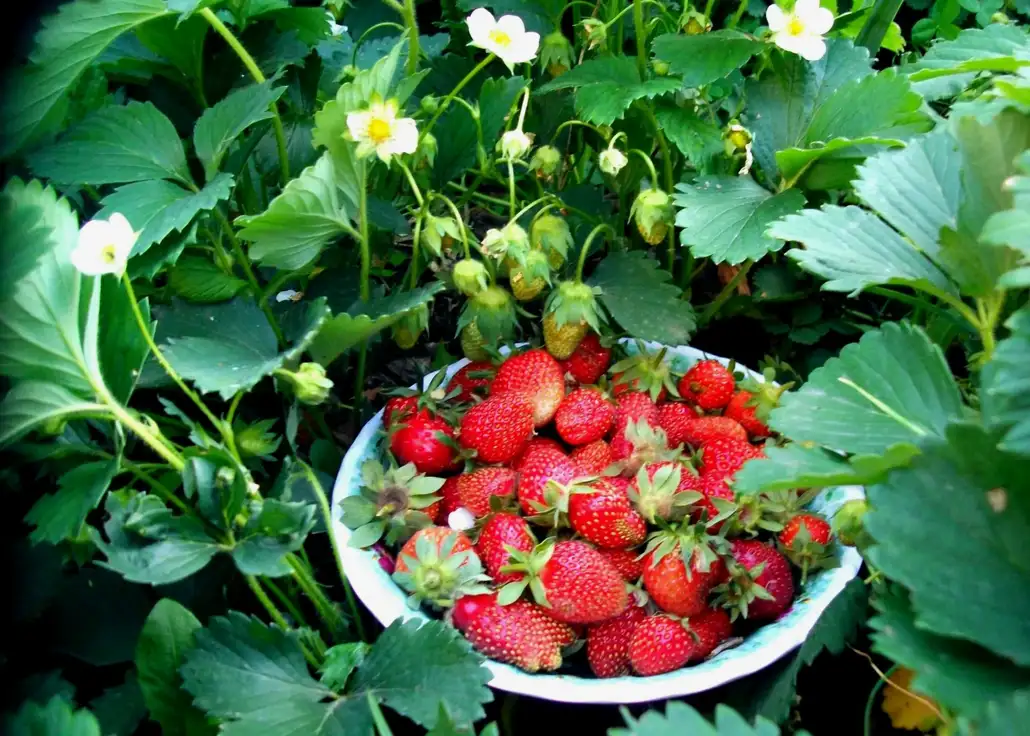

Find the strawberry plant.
xmin=3 ymin=0 xmax=1030 ymax=733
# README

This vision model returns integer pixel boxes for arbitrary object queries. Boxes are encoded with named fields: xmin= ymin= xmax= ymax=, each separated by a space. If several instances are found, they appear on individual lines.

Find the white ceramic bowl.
xmin=331 ymin=340 xmax=864 ymax=704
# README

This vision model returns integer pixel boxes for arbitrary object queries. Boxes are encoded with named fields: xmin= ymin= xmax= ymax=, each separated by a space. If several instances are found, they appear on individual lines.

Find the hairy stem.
xmin=633 ymin=0 xmax=648 ymax=77
xmin=420 ymin=55 xmax=495 ymax=141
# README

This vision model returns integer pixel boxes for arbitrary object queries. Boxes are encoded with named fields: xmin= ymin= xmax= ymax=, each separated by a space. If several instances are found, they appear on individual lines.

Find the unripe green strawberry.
xmin=391 ymin=304 xmax=428 ymax=349
xmin=482 ymin=222 xmax=530 ymax=262
xmin=680 ymin=8 xmax=712 ymax=34
xmin=529 ymin=145 xmax=562 ymax=179
xmin=509 ymin=250 xmax=551 ymax=301
xmin=461 ymin=322 xmax=487 ymax=360
xmin=631 ymin=188 xmax=673 ymax=245
xmin=544 ymin=313 xmax=588 ymax=360
xmin=457 ymin=285 xmax=517 ymax=360
xmin=531 ymin=214 xmax=573 ymax=269
xmin=543 ymin=280 xmax=604 ymax=359
xmin=453 ymin=259 xmax=488 ymax=297
xmin=539 ymin=29 xmax=574 ymax=77
xmin=420 ymin=214 xmax=461 ymax=258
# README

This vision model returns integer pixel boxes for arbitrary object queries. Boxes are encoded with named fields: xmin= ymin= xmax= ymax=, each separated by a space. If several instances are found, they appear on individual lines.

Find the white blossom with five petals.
xmin=766 ymin=0 xmax=834 ymax=62
xmin=599 ymin=146 xmax=628 ymax=176
xmin=466 ymin=8 xmax=540 ymax=72
xmin=71 ymin=213 xmax=137 ymax=277
xmin=346 ymin=98 xmax=418 ymax=162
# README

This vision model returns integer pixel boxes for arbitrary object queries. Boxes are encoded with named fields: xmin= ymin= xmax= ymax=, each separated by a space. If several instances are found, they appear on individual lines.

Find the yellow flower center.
xmin=367 ymin=117 xmax=392 ymax=144
xmin=101 ymin=245 xmax=118 ymax=264
xmin=489 ymin=29 xmax=512 ymax=47
xmin=786 ymin=16 xmax=806 ymax=36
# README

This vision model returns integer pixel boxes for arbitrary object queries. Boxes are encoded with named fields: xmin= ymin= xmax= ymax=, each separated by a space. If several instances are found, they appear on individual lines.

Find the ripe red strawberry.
xmin=394 ymin=527 xmax=474 ymax=574
xmin=598 ymin=547 xmax=645 ymax=582
xmin=569 ymin=476 xmax=647 ymax=549
xmin=555 ymin=388 xmax=614 ymax=446
xmin=629 ymin=615 xmax=695 ymax=676
xmin=449 ymin=360 xmax=495 ymax=402
xmin=459 ymin=392 xmax=534 ymax=464
xmin=609 ymin=345 xmax=676 ymax=401
xmin=778 ymin=512 xmax=834 ymax=580
xmin=516 ymin=445 xmax=577 ymax=519
xmin=492 ymin=349 xmax=566 ymax=426
xmin=384 ymin=395 xmax=419 ymax=429
xmin=613 ymin=391 xmax=659 ymax=429
xmin=697 ymin=436 xmax=764 ymax=481
xmin=476 ymin=513 xmax=536 ymax=583
xmin=690 ymin=474 xmax=736 ymax=528
xmin=686 ymin=607 xmax=733 ymax=661
xmin=450 ymin=593 xmax=576 ymax=672
xmin=779 ymin=513 xmax=831 ymax=548
xmin=725 ymin=539 xmax=795 ymax=621
xmin=390 ymin=410 xmax=459 ymax=474
xmin=680 ymin=416 xmax=748 ymax=447
xmin=457 ymin=467 xmax=517 ymax=517
xmin=629 ymin=461 xmax=700 ymax=523
xmin=439 ymin=476 xmax=462 ymax=517
xmin=724 ymin=390 xmax=771 ymax=437
xmin=677 ymin=360 xmax=735 ymax=411
xmin=392 ymin=527 xmax=489 ymax=607
xmin=502 ymin=540 xmax=628 ymax=624
xmin=570 ymin=439 xmax=613 ymax=475
xmin=561 ymin=332 xmax=611 ymax=384
xmin=642 ymin=528 xmax=728 ymax=617
xmin=656 ymin=402 xmax=698 ymax=447
xmin=586 ymin=604 xmax=647 ymax=677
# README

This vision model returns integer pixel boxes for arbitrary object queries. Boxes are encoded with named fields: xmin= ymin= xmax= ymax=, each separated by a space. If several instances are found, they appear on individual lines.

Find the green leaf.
xmin=733 ymin=443 xmax=919 ymax=494
xmin=770 ymin=322 xmax=963 ymax=455
xmin=769 ymin=205 xmax=957 ymax=296
xmin=194 ymin=82 xmax=286 ymax=182
xmin=654 ymin=103 xmax=723 ymax=171
xmin=536 ymin=56 xmax=680 ymax=126
xmin=973 ymin=690 xmax=1030 ymax=735
xmin=158 ymin=297 xmax=330 ymax=400
xmin=320 ymin=643 xmax=371 ymax=691
xmin=28 ymin=102 xmax=189 ymax=186
xmin=430 ymin=106 xmax=479 ymax=188
xmin=870 ymin=589 xmax=1030 ymax=718
xmin=236 ymin=153 xmax=355 ymax=270
xmin=232 ymin=499 xmax=317 ymax=577
xmin=746 ymin=40 xmax=874 ymax=179
xmin=852 ymin=129 xmax=962 ymax=260
xmin=100 ymin=275 xmax=151 ymax=403
xmin=134 ymin=14 xmax=208 ymax=84
xmin=981 ymin=151 xmax=1030 ymax=255
xmin=26 ymin=459 xmax=118 ymax=544
xmin=98 ymin=174 xmax=234 ymax=256
xmin=135 ymin=599 xmax=215 ymax=736
xmin=168 ymin=256 xmax=249 ymax=303
xmin=0 ymin=382 xmax=107 ymax=446
xmin=610 ymin=702 xmax=804 ymax=736
xmin=673 ymin=176 xmax=805 ymax=265
xmin=94 ymin=490 xmax=219 ymax=585
xmin=7 ymin=696 xmax=101 ymax=736
xmin=588 ymin=251 xmax=695 ymax=345
xmin=984 ymin=308 xmax=1030 ymax=455
xmin=0 ymin=177 xmax=78 ymax=292
xmin=479 ymin=76 xmax=527 ymax=151
xmin=309 ymin=283 xmax=444 ymax=366
xmin=652 ymin=31 xmax=765 ymax=87
xmin=867 ymin=422 xmax=1030 ymax=665
xmin=88 ymin=673 xmax=146 ymax=736
xmin=904 ymin=25 xmax=1030 ymax=100
xmin=1 ymin=0 xmax=172 ymax=157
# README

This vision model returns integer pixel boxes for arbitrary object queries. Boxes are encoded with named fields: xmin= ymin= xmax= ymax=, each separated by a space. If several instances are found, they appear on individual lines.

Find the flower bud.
xmin=284 ymin=362 xmax=334 ymax=406
xmin=652 ymin=59 xmax=670 ymax=76
xmin=420 ymin=214 xmax=461 ymax=258
xmin=420 ymin=95 xmax=440 ymax=115
xmin=539 ymin=30 xmax=574 ymax=77
xmin=453 ymin=258 xmax=489 ymax=296
xmin=599 ymin=146 xmax=628 ymax=176
xmin=416 ymin=131 xmax=438 ymax=169
xmin=392 ymin=304 xmax=429 ymax=350
xmin=529 ymin=145 xmax=562 ymax=179
xmin=340 ymin=64 xmax=358 ymax=80
xmin=630 ymin=188 xmax=673 ymax=245
xmin=497 ymin=128 xmax=534 ymax=160
xmin=581 ymin=17 xmax=607 ymax=50
xmin=236 ymin=419 xmax=281 ymax=459
xmin=723 ymin=122 xmax=752 ymax=155
xmin=681 ymin=9 xmax=712 ymax=35
xmin=833 ymin=499 xmax=872 ymax=548
xmin=482 ymin=222 xmax=530 ymax=261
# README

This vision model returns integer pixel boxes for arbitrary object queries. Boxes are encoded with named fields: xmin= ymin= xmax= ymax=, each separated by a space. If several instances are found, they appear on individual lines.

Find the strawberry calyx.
xmin=610 ymin=341 xmax=679 ymax=401
xmin=384 ymin=368 xmax=464 ymax=423
xmin=612 ymin=418 xmax=681 ymax=477
xmin=737 ymin=368 xmax=794 ymax=422
xmin=392 ymin=531 xmax=492 ymax=608
xmin=628 ymin=462 xmax=698 ymax=523
xmin=545 ymin=280 xmax=606 ymax=333
xmin=712 ymin=559 xmax=777 ymax=622
xmin=642 ymin=520 xmax=729 ymax=579
xmin=524 ymin=477 xmax=593 ymax=529
xmin=497 ymin=538 xmax=558 ymax=606
xmin=456 ymin=285 xmax=518 ymax=345
xmin=777 ymin=513 xmax=837 ymax=583
xmin=342 ymin=460 xmax=445 ymax=547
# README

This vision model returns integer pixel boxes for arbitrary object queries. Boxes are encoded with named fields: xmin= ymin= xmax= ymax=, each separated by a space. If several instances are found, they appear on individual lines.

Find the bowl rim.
xmin=331 ymin=342 xmax=864 ymax=703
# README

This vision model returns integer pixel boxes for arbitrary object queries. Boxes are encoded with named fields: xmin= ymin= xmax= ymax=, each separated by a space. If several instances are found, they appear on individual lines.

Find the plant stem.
xmin=247 ymin=574 xmax=320 ymax=667
xmin=403 ymin=0 xmax=420 ymax=75
xmin=300 ymin=461 xmax=368 ymax=642
xmin=358 ymin=165 xmax=371 ymax=303
xmin=703 ymin=0 xmax=716 ymax=18
xmin=576 ymin=224 xmax=615 ymax=281
xmin=863 ymin=663 xmax=898 ymax=736
xmin=728 ymin=0 xmax=749 ymax=28
xmin=263 ymin=577 xmax=310 ymax=627
xmin=628 ymin=149 xmax=660 ymax=189
xmin=428 ymin=192 xmax=470 ymax=257
xmin=123 ymin=461 xmax=191 ymax=513
xmin=396 ymin=160 xmax=425 ymax=207
xmin=855 ymin=0 xmax=904 ymax=53
xmin=367 ymin=693 xmax=395 ymax=736
xmin=698 ymin=260 xmax=752 ymax=325
xmin=410 ymin=209 xmax=424 ymax=290
xmin=287 ymin=553 xmax=347 ymax=636
xmin=420 ymin=55 xmax=495 ymax=141
xmin=633 ymin=0 xmax=648 ymax=77
xmin=199 ymin=8 xmax=290 ymax=185
xmin=507 ymin=159 xmax=516 ymax=218
xmin=121 ymin=273 xmax=225 ymax=435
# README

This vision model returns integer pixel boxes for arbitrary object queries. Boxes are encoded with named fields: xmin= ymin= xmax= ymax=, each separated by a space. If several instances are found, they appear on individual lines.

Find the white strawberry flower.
xmin=71 ymin=213 xmax=137 ymax=277
xmin=498 ymin=128 xmax=534 ymax=160
xmin=599 ymin=146 xmax=628 ymax=176
xmin=766 ymin=0 xmax=835 ymax=62
xmin=346 ymin=98 xmax=418 ymax=162
xmin=448 ymin=507 xmax=476 ymax=532
xmin=466 ymin=8 xmax=540 ymax=72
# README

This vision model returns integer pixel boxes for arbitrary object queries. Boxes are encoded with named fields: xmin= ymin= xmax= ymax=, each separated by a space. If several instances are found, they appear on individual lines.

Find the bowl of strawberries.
xmin=331 ymin=338 xmax=863 ymax=703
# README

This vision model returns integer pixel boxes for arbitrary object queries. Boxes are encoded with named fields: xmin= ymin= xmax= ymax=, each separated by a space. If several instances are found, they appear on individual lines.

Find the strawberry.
xmin=516 ymin=445 xmax=577 ymax=515
xmin=513 ymin=437 xmax=566 ymax=471
xmin=501 ymin=540 xmax=628 ymax=624
xmin=476 ymin=513 xmax=537 ymax=583
xmin=629 ymin=615 xmax=695 ymax=676
xmin=609 ymin=343 xmax=678 ymax=401
xmin=561 ymin=332 xmax=611 ymax=385
xmin=683 ymin=416 xmax=749 ymax=447
xmin=457 ymin=467 xmax=517 ymax=517
xmin=686 ymin=607 xmax=733 ymax=661
xmin=778 ymin=512 xmax=834 ymax=581
xmin=724 ymin=390 xmax=770 ymax=438
xmin=492 ymin=349 xmax=566 ymax=427
xmin=569 ymin=476 xmax=647 ymax=549
xmin=389 ymin=410 xmax=459 ymax=475
xmin=721 ymin=540 xmax=795 ymax=621
xmin=439 ymin=476 xmax=462 ymax=518
xmin=586 ymin=604 xmax=647 ymax=677
xmin=628 ymin=461 xmax=700 ymax=523
xmin=450 ymin=593 xmax=576 ymax=672
xmin=384 ymin=395 xmax=419 ymax=429
xmin=449 ymin=361 xmax=495 ymax=402
xmin=696 ymin=436 xmax=764 ymax=482
xmin=393 ymin=527 xmax=490 ymax=607
xmin=613 ymin=391 xmax=660 ymax=429
xmin=611 ymin=418 xmax=680 ymax=477
xmin=598 ymin=547 xmax=645 ymax=582
xmin=641 ymin=525 xmax=729 ymax=617
xmin=543 ymin=280 xmax=604 ymax=359
xmin=343 ymin=460 xmax=445 ymax=547
xmin=690 ymin=474 xmax=736 ymax=529
xmin=677 ymin=360 xmax=735 ymax=411
xmin=459 ymin=392 xmax=534 ymax=464
xmin=543 ymin=312 xmax=588 ymax=360
xmin=570 ymin=439 xmax=613 ymax=475
xmin=554 ymin=388 xmax=614 ymax=446
xmin=656 ymin=402 xmax=699 ymax=448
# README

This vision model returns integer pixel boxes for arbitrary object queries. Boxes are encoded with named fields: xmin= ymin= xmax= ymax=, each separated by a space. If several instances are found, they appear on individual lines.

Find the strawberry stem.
xmin=575 ymin=223 xmax=616 ymax=282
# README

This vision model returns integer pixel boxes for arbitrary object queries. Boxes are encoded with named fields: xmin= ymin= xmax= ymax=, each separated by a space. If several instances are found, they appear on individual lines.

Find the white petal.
xmin=495 ymin=14 xmax=526 ymax=38
xmin=796 ymin=35 xmax=827 ymax=61
xmin=807 ymin=7 xmax=835 ymax=35
xmin=466 ymin=8 xmax=496 ymax=46
xmin=448 ymin=508 xmax=476 ymax=531
xmin=276 ymin=289 xmax=300 ymax=303
xmin=346 ymin=110 xmax=371 ymax=142
xmin=77 ymin=218 xmax=113 ymax=250
xmin=765 ymin=4 xmax=788 ymax=32
xmin=70 ymin=245 xmax=106 ymax=276
xmin=387 ymin=118 xmax=419 ymax=155
xmin=507 ymin=32 xmax=540 ymax=64
xmin=107 ymin=212 xmax=135 ymax=239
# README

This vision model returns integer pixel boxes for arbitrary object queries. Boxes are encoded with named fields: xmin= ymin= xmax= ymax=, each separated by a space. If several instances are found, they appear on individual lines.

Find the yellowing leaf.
xmin=882 ymin=668 xmax=943 ymax=732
